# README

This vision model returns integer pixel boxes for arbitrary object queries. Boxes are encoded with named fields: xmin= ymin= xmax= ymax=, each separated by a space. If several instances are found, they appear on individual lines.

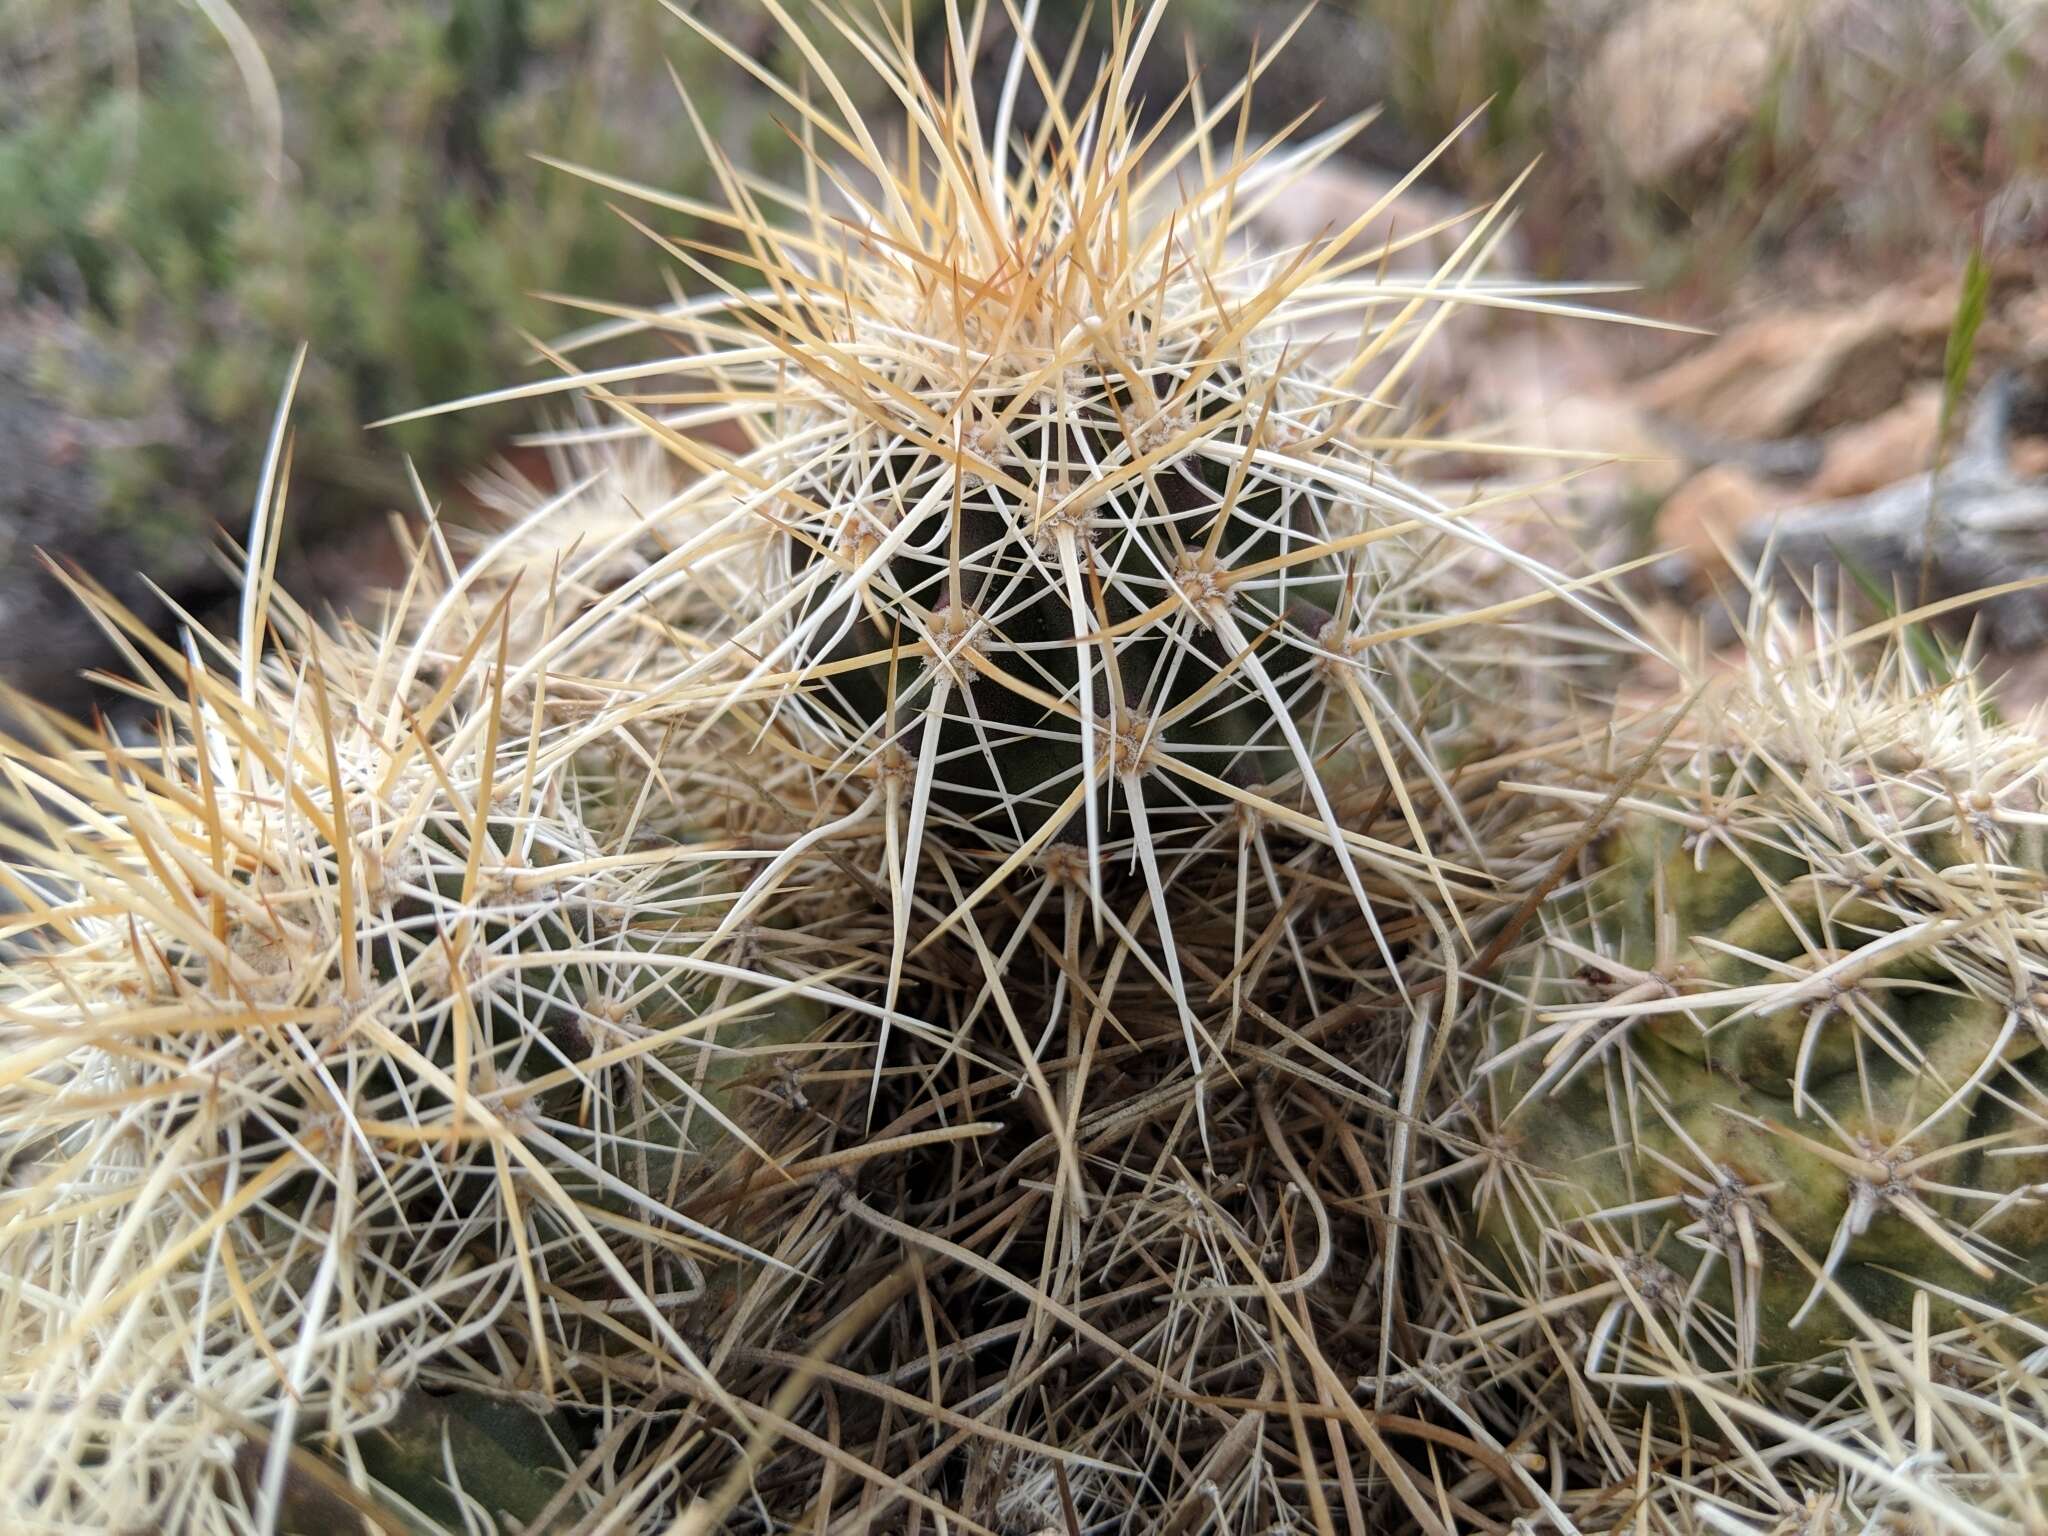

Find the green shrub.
xmin=0 ymin=0 xmax=741 ymax=539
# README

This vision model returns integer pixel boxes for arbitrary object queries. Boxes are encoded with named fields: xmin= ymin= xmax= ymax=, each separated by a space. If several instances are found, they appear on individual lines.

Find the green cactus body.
xmin=345 ymin=1389 xmax=574 ymax=1536
xmin=1471 ymin=692 xmax=2048 ymax=1372
xmin=782 ymin=366 xmax=1358 ymax=843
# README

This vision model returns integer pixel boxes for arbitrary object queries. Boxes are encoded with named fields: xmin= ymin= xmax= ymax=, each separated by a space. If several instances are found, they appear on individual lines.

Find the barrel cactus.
xmin=0 ymin=511 xmax=826 ymax=1531
xmin=1461 ymin=613 xmax=2048 ymax=1378
xmin=378 ymin=0 xmax=1638 ymax=1106
xmin=704 ymin=90 xmax=1609 ymax=940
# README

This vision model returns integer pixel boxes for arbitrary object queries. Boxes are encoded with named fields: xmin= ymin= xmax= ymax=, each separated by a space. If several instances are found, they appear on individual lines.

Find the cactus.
xmin=354 ymin=1 xmax=1634 ymax=1518
xmin=31 ymin=4 xmax=2048 ymax=1535
xmin=1457 ymin=601 xmax=2048 ymax=1381
xmin=0 ymin=471 xmax=838 ymax=1531
xmin=347 ymin=1388 xmax=577 ymax=1535
xmin=387 ymin=0 xmax=1633 ymax=1126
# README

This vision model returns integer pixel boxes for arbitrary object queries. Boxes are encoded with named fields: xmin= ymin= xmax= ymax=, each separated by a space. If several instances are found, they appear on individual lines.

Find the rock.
xmin=1243 ymin=155 xmax=1511 ymax=273
xmin=1580 ymin=0 xmax=1850 ymax=187
xmin=1583 ymin=0 xmax=1772 ymax=186
xmin=0 ymin=309 xmax=209 ymax=719
xmin=2013 ymin=436 xmax=2048 ymax=481
xmin=1658 ymin=463 xmax=1777 ymax=570
xmin=1520 ymin=391 xmax=1690 ymax=502
xmin=1992 ymin=641 xmax=2048 ymax=733
xmin=2015 ymin=287 xmax=2048 ymax=366
xmin=1988 ymin=176 xmax=2048 ymax=251
xmin=1739 ymin=377 xmax=2048 ymax=647
xmin=1639 ymin=292 xmax=1954 ymax=440
xmin=1809 ymin=383 xmax=1943 ymax=498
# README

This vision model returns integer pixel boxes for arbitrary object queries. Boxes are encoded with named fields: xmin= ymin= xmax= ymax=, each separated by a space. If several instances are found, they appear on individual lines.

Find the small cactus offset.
xmin=1430 ymin=588 xmax=2048 ymax=1457
xmin=0 ymin=466 xmax=830 ymax=1530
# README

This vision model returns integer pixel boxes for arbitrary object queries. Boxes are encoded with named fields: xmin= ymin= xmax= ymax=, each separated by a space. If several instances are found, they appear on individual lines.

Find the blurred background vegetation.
xmin=3 ymin=0 xmax=2045 ymax=711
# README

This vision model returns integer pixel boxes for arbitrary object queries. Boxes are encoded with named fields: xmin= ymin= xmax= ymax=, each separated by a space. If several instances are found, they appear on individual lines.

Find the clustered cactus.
xmin=3 ymin=4 xmax=2045 ymax=1534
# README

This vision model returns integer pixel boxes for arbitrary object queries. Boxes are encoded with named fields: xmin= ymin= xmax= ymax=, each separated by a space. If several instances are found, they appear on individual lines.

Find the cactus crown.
xmin=377 ymin=0 xmax=1646 ymax=1114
